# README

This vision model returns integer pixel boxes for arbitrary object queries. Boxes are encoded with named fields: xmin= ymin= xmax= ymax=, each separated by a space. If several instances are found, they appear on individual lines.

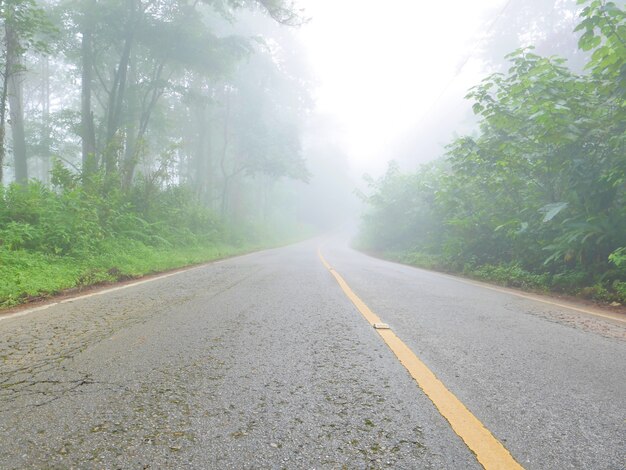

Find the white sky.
xmin=296 ymin=0 xmax=507 ymax=176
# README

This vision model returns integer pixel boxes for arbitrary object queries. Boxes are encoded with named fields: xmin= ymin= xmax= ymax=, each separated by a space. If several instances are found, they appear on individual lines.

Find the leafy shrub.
xmin=609 ymin=248 xmax=626 ymax=268
xmin=469 ymin=264 xmax=550 ymax=290
xmin=397 ymin=251 xmax=442 ymax=270
xmin=578 ymin=284 xmax=612 ymax=303
xmin=551 ymin=271 xmax=590 ymax=293
xmin=0 ymin=180 xmax=270 ymax=307
xmin=0 ymin=167 xmax=226 ymax=258
xmin=612 ymin=281 xmax=626 ymax=304
xmin=0 ymin=222 xmax=38 ymax=250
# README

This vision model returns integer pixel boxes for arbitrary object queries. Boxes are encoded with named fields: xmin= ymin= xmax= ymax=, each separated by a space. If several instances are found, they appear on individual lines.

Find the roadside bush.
xmin=578 ymin=284 xmax=612 ymax=303
xmin=551 ymin=271 xmax=590 ymax=293
xmin=611 ymin=281 xmax=626 ymax=304
xmin=0 ymin=179 xmax=268 ymax=307
xmin=397 ymin=251 xmax=443 ymax=271
xmin=0 ymin=171 xmax=225 ymax=258
xmin=469 ymin=264 xmax=550 ymax=291
xmin=0 ymin=182 xmax=104 ymax=255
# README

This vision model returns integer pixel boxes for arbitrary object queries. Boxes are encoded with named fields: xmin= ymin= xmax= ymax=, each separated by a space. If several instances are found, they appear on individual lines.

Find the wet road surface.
xmin=1 ymin=239 xmax=624 ymax=469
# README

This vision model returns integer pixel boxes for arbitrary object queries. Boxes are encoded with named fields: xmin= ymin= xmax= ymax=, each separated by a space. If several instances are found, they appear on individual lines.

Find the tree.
xmin=0 ymin=0 xmax=52 ymax=184
xmin=359 ymin=1 xmax=626 ymax=297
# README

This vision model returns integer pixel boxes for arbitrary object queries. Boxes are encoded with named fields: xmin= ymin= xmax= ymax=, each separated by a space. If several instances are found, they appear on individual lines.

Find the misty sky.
xmin=297 ymin=0 xmax=508 ymax=176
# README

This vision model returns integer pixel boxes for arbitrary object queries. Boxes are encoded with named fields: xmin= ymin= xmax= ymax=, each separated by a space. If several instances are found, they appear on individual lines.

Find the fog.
xmin=298 ymin=0 xmax=502 ymax=176
xmin=1 ymin=3 xmax=624 ymax=466
xmin=298 ymin=0 xmax=588 ymax=176
xmin=0 ymin=0 xmax=621 ymax=278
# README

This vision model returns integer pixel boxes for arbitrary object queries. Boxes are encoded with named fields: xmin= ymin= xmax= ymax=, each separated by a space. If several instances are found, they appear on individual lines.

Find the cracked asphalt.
xmin=0 ymin=238 xmax=625 ymax=469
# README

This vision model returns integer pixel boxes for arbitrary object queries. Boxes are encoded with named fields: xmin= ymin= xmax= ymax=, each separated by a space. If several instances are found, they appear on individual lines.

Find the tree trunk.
xmin=81 ymin=11 xmax=97 ymax=178
xmin=104 ymin=36 xmax=132 ymax=177
xmin=0 ymin=13 xmax=12 ymax=184
xmin=6 ymin=22 xmax=27 ymax=184
xmin=124 ymin=60 xmax=166 ymax=188
xmin=193 ymin=100 xmax=207 ymax=198
xmin=0 ymin=84 xmax=6 ymax=185
xmin=219 ymin=92 xmax=231 ymax=218
xmin=204 ymin=109 xmax=214 ymax=208
xmin=104 ymin=0 xmax=138 ymax=177
xmin=121 ymin=50 xmax=138 ymax=190
xmin=41 ymin=56 xmax=51 ymax=183
xmin=0 ymin=124 xmax=5 ymax=185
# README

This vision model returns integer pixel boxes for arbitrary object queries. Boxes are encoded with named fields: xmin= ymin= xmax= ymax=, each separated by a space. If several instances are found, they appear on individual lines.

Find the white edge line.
xmin=0 ymin=249 xmax=272 ymax=323
xmin=401 ymin=262 xmax=625 ymax=324
xmin=355 ymin=249 xmax=626 ymax=324
xmin=422 ymin=271 xmax=625 ymax=323
xmin=0 ymin=269 xmax=200 ymax=322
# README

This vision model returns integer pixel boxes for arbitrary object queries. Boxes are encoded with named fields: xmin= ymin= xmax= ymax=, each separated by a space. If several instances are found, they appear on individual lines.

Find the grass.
xmin=0 ymin=179 xmax=315 ymax=310
xmin=0 ymin=239 xmax=270 ymax=309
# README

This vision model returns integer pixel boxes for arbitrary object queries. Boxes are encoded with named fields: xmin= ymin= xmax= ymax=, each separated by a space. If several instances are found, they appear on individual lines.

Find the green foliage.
xmin=2 ymin=0 xmax=57 ymax=55
xmin=470 ymin=264 xmax=551 ymax=291
xmin=575 ymin=0 xmax=626 ymax=87
xmin=612 ymin=280 xmax=626 ymax=303
xmin=551 ymin=271 xmax=591 ymax=291
xmin=0 ymin=171 xmax=277 ymax=307
xmin=579 ymin=283 xmax=613 ymax=302
xmin=0 ymin=241 xmax=256 ymax=308
xmin=0 ymin=173 xmax=226 ymax=256
xmin=0 ymin=0 xmax=314 ymax=308
xmin=357 ymin=160 xmax=445 ymax=254
xmin=358 ymin=1 xmax=626 ymax=303
xmin=609 ymin=247 xmax=626 ymax=267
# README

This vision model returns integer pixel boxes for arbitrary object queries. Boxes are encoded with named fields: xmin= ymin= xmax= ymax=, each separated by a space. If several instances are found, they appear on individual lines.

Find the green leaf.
xmin=540 ymin=202 xmax=569 ymax=223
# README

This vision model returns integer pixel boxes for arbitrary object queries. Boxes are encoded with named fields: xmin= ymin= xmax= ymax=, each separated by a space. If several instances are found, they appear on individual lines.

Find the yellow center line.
xmin=318 ymin=248 xmax=524 ymax=470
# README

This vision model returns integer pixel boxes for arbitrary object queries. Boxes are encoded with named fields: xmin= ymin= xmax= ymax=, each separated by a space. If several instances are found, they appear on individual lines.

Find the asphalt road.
xmin=0 ymin=238 xmax=624 ymax=469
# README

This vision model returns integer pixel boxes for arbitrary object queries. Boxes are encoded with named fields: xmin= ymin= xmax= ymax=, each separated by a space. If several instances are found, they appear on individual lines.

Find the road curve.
xmin=0 ymin=238 xmax=624 ymax=469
